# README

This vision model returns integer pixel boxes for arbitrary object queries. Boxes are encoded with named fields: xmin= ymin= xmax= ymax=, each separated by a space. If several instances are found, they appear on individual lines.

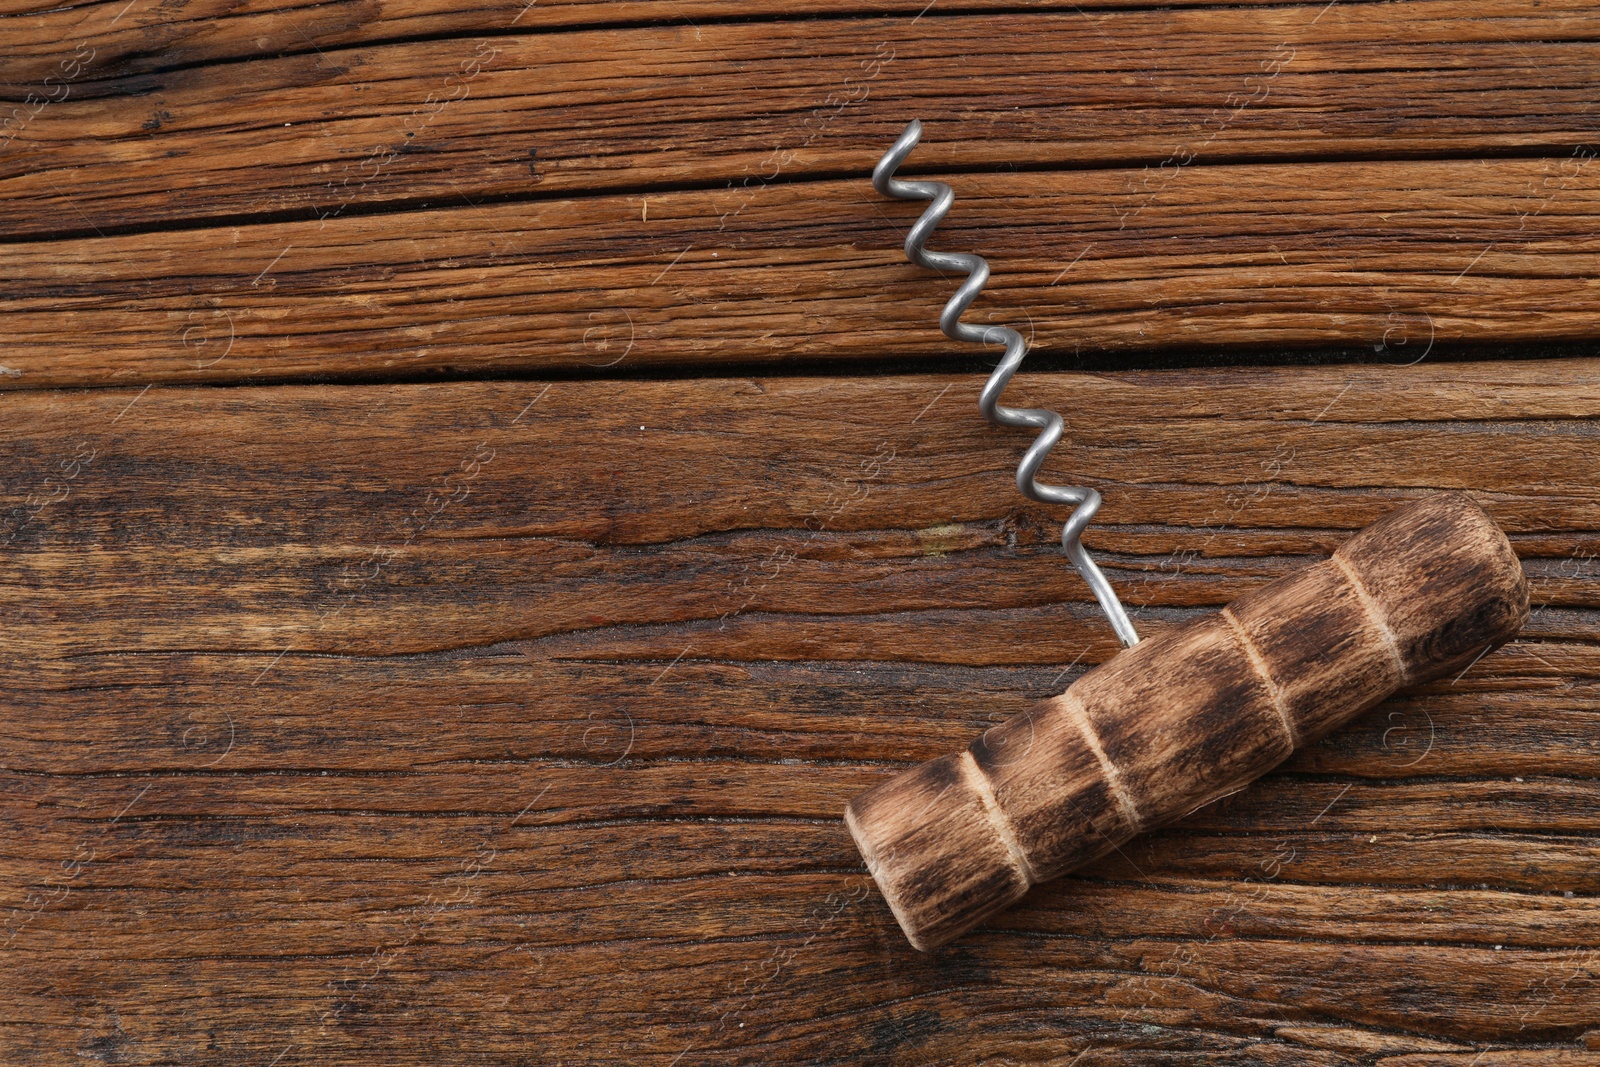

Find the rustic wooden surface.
xmin=4 ymin=0 xmax=1600 ymax=1063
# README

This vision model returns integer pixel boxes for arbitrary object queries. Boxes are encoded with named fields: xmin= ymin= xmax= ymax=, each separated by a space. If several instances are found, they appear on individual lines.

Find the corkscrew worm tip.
xmin=873 ymin=121 xmax=1140 ymax=648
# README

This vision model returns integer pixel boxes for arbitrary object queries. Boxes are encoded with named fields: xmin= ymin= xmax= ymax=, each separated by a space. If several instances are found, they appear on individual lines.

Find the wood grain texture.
xmin=6 ymin=154 xmax=1600 ymax=388
xmin=5 ymin=1 xmax=1600 ymax=239
xmin=9 ymin=0 xmax=1600 ymax=1057
xmin=2 ymin=0 xmax=1580 ymax=92
xmin=3 ymin=363 xmax=1600 ymax=1062
xmin=7 ymin=0 xmax=1600 ymax=392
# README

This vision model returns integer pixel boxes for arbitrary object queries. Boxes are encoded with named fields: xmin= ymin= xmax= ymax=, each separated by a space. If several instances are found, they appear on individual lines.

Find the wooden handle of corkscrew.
xmin=845 ymin=492 xmax=1530 ymax=951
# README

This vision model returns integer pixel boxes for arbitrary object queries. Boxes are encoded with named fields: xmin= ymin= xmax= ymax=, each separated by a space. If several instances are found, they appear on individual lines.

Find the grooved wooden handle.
xmin=844 ymin=492 xmax=1530 ymax=951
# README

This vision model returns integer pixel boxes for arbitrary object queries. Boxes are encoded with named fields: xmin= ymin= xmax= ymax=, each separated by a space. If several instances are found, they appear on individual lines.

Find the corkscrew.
xmin=872 ymin=119 xmax=1139 ymax=648
xmin=848 ymin=122 xmax=1531 ymax=952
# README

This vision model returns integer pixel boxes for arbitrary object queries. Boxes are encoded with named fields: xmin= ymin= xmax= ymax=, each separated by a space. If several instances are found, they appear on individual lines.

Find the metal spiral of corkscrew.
xmin=873 ymin=119 xmax=1139 ymax=647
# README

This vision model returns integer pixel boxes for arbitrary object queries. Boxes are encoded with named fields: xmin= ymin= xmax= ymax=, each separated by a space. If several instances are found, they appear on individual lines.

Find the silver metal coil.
xmin=872 ymin=119 xmax=1140 ymax=647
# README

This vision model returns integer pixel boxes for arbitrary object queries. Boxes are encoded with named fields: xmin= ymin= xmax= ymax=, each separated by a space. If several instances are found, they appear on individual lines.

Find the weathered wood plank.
xmin=4 ymin=1 xmax=1600 ymax=237
xmin=2 ymin=0 xmax=1578 ymax=92
xmin=3 ymin=363 xmax=1600 ymax=658
xmin=7 ymin=156 xmax=1600 ymax=387
xmin=2 ymin=363 xmax=1599 ymax=1061
xmin=8 ymin=0 xmax=1599 ymax=1054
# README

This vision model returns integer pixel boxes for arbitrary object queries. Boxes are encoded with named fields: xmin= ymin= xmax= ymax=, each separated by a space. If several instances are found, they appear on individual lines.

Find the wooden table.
xmin=4 ymin=1 xmax=1600 ymax=1062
